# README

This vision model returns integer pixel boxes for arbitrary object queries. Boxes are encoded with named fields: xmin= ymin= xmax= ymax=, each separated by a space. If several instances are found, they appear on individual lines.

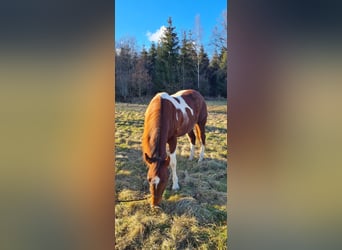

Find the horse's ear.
xmin=145 ymin=153 xmax=153 ymax=164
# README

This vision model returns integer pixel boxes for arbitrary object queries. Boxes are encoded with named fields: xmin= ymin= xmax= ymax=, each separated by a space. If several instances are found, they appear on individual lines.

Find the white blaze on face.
xmin=159 ymin=93 xmax=193 ymax=120
xmin=151 ymin=176 xmax=160 ymax=189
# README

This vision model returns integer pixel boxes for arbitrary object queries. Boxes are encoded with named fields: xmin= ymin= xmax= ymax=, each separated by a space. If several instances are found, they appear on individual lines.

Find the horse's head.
xmin=144 ymin=153 xmax=170 ymax=207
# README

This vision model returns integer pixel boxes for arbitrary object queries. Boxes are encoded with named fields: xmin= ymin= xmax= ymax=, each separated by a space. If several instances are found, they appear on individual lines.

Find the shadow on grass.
xmin=115 ymin=118 xmax=144 ymax=127
xmin=115 ymin=143 xmax=147 ymax=187
xmin=206 ymin=125 xmax=227 ymax=134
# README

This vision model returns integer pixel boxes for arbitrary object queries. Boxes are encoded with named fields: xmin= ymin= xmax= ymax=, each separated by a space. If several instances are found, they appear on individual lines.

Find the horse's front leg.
xmin=168 ymin=137 xmax=179 ymax=190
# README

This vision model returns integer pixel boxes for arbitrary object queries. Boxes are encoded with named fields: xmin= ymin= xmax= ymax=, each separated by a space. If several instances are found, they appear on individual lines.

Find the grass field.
xmin=115 ymin=100 xmax=227 ymax=249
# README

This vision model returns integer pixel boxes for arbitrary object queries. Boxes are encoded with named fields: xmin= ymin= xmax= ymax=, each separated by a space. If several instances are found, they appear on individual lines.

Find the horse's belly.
xmin=175 ymin=123 xmax=195 ymax=137
xmin=174 ymin=109 xmax=198 ymax=137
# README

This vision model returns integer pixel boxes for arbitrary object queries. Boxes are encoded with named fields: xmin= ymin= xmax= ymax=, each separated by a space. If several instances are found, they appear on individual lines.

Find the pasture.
xmin=115 ymin=100 xmax=227 ymax=249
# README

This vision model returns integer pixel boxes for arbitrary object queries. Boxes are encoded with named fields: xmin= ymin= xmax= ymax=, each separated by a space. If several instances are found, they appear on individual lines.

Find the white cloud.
xmin=115 ymin=48 xmax=121 ymax=55
xmin=146 ymin=26 xmax=166 ymax=43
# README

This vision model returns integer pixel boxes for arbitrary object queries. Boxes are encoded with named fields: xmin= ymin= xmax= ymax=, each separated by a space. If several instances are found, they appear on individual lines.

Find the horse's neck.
xmin=144 ymin=96 xmax=171 ymax=159
xmin=151 ymin=132 xmax=168 ymax=159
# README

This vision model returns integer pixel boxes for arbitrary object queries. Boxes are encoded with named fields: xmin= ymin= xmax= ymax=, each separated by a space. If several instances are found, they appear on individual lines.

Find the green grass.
xmin=115 ymin=100 xmax=227 ymax=249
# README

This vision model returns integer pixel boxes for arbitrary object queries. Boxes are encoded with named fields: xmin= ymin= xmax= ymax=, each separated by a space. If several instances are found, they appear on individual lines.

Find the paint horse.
xmin=142 ymin=89 xmax=207 ymax=208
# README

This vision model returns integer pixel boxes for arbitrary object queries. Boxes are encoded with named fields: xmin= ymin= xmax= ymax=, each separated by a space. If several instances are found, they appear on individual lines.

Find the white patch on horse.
xmin=159 ymin=93 xmax=193 ymax=121
xmin=174 ymin=90 xmax=189 ymax=96
xmin=169 ymin=151 xmax=179 ymax=190
xmin=172 ymin=95 xmax=194 ymax=116
xmin=151 ymin=176 xmax=160 ymax=189
xmin=189 ymin=143 xmax=195 ymax=160
xmin=199 ymin=144 xmax=205 ymax=162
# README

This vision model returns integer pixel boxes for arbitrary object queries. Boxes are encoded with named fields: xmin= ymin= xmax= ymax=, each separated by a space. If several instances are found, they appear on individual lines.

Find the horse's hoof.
xmin=151 ymin=205 xmax=162 ymax=210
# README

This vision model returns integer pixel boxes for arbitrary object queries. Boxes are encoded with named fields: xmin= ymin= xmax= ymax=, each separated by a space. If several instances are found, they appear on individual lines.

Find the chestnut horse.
xmin=142 ymin=89 xmax=207 ymax=208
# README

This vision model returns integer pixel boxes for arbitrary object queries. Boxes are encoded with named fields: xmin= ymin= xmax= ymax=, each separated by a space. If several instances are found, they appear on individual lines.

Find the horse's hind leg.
xmin=187 ymin=130 xmax=196 ymax=161
xmin=195 ymin=122 xmax=206 ymax=162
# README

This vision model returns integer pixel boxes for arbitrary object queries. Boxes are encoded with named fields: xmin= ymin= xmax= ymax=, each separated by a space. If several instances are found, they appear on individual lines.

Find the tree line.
xmin=115 ymin=15 xmax=227 ymax=101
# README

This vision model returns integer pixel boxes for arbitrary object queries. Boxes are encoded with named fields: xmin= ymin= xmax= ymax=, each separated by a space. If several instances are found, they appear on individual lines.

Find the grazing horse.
xmin=142 ymin=89 xmax=207 ymax=208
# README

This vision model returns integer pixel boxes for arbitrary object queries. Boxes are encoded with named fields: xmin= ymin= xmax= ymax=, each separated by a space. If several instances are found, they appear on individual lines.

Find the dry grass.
xmin=115 ymin=100 xmax=227 ymax=249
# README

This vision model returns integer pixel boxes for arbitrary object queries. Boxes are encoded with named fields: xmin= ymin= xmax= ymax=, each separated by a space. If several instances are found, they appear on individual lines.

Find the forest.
xmin=115 ymin=14 xmax=227 ymax=101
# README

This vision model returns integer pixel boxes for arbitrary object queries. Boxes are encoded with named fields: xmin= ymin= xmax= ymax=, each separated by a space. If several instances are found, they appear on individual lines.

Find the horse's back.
xmin=150 ymin=89 xmax=207 ymax=125
xmin=178 ymin=89 xmax=207 ymax=118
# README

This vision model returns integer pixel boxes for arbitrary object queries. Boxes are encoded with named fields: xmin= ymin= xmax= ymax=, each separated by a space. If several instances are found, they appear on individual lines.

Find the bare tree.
xmin=194 ymin=14 xmax=203 ymax=89
xmin=132 ymin=55 xmax=151 ymax=97
xmin=115 ymin=37 xmax=138 ymax=100
xmin=211 ymin=9 xmax=227 ymax=53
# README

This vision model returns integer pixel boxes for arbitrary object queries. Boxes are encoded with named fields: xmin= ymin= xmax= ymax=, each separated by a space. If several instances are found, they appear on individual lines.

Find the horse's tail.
xmin=194 ymin=123 xmax=202 ymax=145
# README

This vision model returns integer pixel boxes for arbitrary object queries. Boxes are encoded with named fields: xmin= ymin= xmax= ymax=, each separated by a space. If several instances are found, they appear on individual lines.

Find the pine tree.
xmin=198 ymin=45 xmax=210 ymax=95
xmin=157 ymin=17 xmax=180 ymax=93
xmin=114 ymin=15 xmax=227 ymax=99
xmin=208 ymin=50 xmax=220 ymax=97
xmin=180 ymin=31 xmax=197 ymax=89
xmin=218 ymin=48 xmax=227 ymax=97
xmin=154 ymin=42 xmax=167 ymax=93
xmin=147 ymin=42 xmax=157 ymax=94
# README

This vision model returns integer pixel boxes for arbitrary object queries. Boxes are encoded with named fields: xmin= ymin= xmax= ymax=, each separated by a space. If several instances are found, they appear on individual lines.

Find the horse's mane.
xmin=142 ymin=94 xmax=163 ymax=163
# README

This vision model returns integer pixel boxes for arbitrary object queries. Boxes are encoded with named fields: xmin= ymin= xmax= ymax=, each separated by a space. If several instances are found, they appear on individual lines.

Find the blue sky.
xmin=115 ymin=0 xmax=227 ymax=55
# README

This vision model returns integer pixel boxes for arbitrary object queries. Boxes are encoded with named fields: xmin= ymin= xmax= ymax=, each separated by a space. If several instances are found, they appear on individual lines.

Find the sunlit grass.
xmin=115 ymin=100 xmax=227 ymax=249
